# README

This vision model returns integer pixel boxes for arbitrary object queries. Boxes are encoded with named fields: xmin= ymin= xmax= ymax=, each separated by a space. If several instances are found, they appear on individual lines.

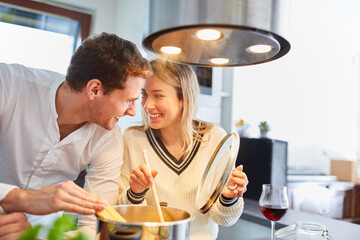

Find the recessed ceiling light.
xmin=195 ymin=29 xmax=222 ymax=41
xmin=247 ymin=44 xmax=273 ymax=53
xmin=160 ymin=46 xmax=182 ymax=54
xmin=209 ymin=58 xmax=230 ymax=65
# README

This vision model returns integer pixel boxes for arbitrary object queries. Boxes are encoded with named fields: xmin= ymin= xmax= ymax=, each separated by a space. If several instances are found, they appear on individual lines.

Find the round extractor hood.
xmin=142 ymin=0 xmax=291 ymax=67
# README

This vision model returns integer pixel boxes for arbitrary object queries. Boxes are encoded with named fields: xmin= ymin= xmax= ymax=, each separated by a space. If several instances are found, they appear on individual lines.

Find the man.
xmin=0 ymin=32 xmax=152 ymax=239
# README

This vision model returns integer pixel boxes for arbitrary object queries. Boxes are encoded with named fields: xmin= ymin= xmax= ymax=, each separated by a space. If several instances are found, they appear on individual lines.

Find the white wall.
xmin=230 ymin=0 xmax=360 ymax=174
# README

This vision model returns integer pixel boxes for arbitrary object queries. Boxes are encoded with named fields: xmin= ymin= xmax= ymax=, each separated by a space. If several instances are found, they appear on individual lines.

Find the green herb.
xmin=19 ymin=215 xmax=89 ymax=240
xmin=18 ymin=225 xmax=42 ymax=240
xmin=48 ymin=215 xmax=76 ymax=240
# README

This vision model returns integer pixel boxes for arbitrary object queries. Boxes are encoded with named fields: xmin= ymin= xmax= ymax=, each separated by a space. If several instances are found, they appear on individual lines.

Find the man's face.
xmin=89 ymin=76 xmax=145 ymax=130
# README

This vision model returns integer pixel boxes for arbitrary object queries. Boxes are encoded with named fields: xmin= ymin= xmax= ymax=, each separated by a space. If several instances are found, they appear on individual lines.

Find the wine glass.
xmin=259 ymin=184 xmax=289 ymax=240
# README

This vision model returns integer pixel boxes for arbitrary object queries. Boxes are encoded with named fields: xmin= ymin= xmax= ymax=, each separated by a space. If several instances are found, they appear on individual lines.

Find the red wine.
xmin=259 ymin=205 xmax=288 ymax=221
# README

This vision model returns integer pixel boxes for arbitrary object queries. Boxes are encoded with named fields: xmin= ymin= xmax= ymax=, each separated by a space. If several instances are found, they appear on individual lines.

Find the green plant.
xmin=258 ymin=121 xmax=270 ymax=132
xmin=19 ymin=214 xmax=89 ymax=240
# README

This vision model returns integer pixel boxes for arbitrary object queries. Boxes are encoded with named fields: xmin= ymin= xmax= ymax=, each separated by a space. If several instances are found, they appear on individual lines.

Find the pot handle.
xmin=110 ymin=228 xmax=143 ymax=240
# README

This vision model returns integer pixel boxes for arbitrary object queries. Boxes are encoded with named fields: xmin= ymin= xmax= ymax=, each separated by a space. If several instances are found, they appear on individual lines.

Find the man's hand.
xmin=0 ymin=181 xmax=107 ymax=215
xmin=0 ymin=213 xmax=30 ymax=240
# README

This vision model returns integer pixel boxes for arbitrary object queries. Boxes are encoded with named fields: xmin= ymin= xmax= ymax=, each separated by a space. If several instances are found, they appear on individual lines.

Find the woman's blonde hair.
xmin=141 ymin=59 xmax=211 ymax=156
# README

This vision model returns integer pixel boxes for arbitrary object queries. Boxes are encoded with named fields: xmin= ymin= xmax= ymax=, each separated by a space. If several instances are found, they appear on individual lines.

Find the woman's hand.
xmin=0 ymin=213 xmax=30 ymax=240
xmin=222 ymin=165 xmax=248 ymax=198
xmin=129 ymin=164 xmax=158 ymax=194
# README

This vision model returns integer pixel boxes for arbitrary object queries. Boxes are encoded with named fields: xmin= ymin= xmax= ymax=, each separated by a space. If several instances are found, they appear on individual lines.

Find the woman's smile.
xmin=148 ymin=112 xmax=162 ymax=118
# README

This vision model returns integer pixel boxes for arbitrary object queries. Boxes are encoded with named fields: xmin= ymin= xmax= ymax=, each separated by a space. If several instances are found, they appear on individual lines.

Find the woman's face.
xmin=141 ymin=75 xmax=183 ymax=131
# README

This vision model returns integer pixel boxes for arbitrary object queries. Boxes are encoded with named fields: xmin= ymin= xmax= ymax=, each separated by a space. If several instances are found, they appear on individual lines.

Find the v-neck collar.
xmin=145 ymin=122 xmax=203 ymax=175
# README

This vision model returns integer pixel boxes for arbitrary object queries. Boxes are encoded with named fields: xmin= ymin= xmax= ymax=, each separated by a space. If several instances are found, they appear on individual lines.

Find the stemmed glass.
xmin=259 ymin=184 xmax=289 ymax=240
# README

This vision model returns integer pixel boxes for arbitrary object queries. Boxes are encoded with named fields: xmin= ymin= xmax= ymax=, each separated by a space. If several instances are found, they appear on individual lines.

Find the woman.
xmin=119 ymin=59 xmax=248 ymax=240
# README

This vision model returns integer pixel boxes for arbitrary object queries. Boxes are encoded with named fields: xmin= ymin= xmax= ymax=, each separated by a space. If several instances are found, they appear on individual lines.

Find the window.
xmin=0 ymin=0 xmax=91 ymax=74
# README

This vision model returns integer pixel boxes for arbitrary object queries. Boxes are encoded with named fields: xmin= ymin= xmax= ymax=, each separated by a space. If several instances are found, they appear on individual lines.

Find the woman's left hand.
xmin=222 ymin=165 xmax=248 ymax=198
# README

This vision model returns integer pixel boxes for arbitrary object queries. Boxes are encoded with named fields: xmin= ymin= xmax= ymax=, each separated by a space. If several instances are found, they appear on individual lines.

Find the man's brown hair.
xmin=66 ymin=32 xmax=152 ymax=94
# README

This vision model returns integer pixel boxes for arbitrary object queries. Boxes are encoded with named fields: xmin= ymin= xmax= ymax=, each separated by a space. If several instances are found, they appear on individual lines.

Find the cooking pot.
xmin=97 ymin=205 xmax=191 ymax=240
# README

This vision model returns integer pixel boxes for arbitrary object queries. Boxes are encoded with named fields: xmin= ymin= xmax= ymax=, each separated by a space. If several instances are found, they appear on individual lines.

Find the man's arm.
xmin=0 ymin=181 xmax=106 ymax=215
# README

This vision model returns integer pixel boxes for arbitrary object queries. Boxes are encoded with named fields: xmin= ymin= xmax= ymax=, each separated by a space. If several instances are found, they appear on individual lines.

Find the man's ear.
xmin=87 ymin=79 xmax=103 ymax=99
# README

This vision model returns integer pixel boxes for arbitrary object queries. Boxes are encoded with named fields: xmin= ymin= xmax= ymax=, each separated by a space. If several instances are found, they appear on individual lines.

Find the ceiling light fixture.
xmin=209 ymin=58 xmax=230 ymax=65
xmin=247 ymin=44 xmax=273 ymax=54
xmin=160 ymin=46 xmax=182 ymax=55
xmin=195 ymin=29 xmax=222 ymax=41
xmin=143 ymin=0 xmax=291 ymax=67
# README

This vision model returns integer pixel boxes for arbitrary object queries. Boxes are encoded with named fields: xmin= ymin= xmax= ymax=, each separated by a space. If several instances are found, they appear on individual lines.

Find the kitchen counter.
xmin=218 ymin=198 xmax=360 ymax=239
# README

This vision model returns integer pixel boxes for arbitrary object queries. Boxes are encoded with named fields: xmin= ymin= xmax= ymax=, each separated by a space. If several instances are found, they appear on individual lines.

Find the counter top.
xmin=218 ymin=198 xmax=360 ymax=240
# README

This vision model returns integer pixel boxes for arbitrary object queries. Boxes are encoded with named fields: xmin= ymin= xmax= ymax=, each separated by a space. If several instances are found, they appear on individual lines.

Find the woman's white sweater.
xmin=118 ymin=124 xmax=244 ymax=240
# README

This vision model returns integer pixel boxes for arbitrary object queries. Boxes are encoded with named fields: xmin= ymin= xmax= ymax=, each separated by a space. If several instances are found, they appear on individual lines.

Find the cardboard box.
xmin=330 ymin=159 xmax=360 ymax=183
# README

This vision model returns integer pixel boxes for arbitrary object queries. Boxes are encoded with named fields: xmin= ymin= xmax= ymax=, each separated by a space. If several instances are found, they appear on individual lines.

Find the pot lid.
xmin=196 ymin=132 xmax=240 ymax=214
